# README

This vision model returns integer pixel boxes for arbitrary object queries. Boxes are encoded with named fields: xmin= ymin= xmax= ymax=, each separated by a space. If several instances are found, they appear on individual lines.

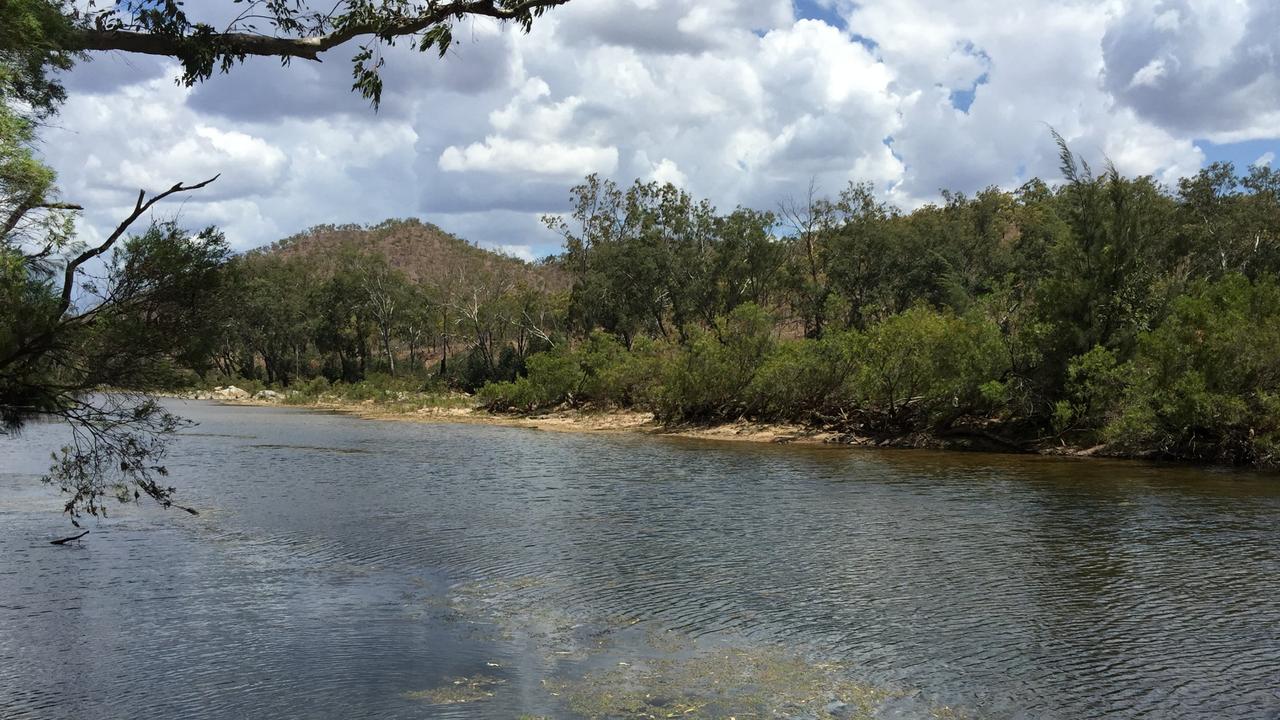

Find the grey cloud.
xmin=57 ymin=53 xmax=170 ymax=94
xmin=185 ymin=52 xmax=397 ymax=121
xmin=1102 ymin=0 xmax=1280 ymax=137
xmin=418 ymin=170 xmax=573 ymax=215
xmin=185 ymin=30 xmax=513 ymax=122
xmin=555 ymin=3 xmax=716 ymax=54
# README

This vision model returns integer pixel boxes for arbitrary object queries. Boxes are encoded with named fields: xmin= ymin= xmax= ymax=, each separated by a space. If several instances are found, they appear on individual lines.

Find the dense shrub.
xmin=1105 ymin=275 xmax=1280 ymax=464
xmin=479 ymin=350 xmax=577 ymax=411
xmin=584 ymin=333 xmax=667 ymax=407
xmin=746 ymin=331 xmax=862 ymax=422
xmin=848 ymin=306 xmax=1008 ymax=430
xmin=1052 ymin=345 xmax=1126 ymax=437
xmin=656 ymin=304 xmax=775 ymax=421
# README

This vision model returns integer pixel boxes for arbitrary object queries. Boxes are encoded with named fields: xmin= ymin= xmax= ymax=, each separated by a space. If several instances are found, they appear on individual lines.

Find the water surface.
xmin=1 ymin=401 xmax=1277 ymax=718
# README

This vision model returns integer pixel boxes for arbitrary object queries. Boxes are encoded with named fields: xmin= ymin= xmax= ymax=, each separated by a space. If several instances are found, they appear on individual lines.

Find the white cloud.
xmin=645 ymin=157 xmax=690 ymax=188
xmin=439 ymin=137 xmax=619 ymax=176
xmin=1258 ymin=151 xmax=1276 ymax=167
xmin=1129 ymin=58 xmax=1168 ymax=88
xmin=41 ymin=0 xmax=1280 ymax=255
xmin=486 ymin=243 xmax=538 ymax=262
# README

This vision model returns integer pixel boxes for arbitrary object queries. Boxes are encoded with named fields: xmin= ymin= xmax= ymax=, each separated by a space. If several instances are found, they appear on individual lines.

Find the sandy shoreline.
xmin=261 ymin=398 xmax=851 ymax=446
xmin=181 ymin=394 xmax=1114 ymax=457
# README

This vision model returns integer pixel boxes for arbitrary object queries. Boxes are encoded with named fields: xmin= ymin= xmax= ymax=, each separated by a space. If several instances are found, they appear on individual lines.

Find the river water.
xmin=1 ymin=401 xmax=1277 ymax=719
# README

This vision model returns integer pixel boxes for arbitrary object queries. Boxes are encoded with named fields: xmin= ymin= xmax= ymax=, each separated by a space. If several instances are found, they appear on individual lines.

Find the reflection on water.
xmin=1 ymin=400 xmax=1277 ymax=719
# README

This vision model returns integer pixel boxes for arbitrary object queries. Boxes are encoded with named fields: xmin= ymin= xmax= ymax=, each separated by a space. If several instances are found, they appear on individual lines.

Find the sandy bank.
xmin=182 ymin=392 xmax=1110 ymax=456
xmin=307 ymin=400 xmax=849 ymax=446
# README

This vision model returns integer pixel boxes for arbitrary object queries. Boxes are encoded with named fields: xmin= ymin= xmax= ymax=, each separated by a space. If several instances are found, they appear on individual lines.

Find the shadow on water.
xmin=1 ymin=400 xmax=1277 ymax=719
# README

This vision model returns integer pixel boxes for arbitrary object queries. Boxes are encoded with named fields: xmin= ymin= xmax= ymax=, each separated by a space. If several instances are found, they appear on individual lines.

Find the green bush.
xmin=479 ymin=332 xmax=671 ymax=413
xmin=592 ymin=335 xmax=667 ymax=408
xmin=1105 ymin=274 xmax=1280 ymax=463
xmin=477 ymin=377 xmax=535 ymax=411
xmin=283 ymin=375 xmax=331 ymax=403
xmin=574 ymin=331 xmax=628 ymax=400
xmin=849 ymin=306 xmax=1008 ymax=430
xmin=746 ymin=331 xmax=862 ymax=421
xmin=657 ymin=303 xmax=775 ymax=421
xmin=479 ymin=350 xmax=578 ymax=411
xmin=1052 ymin=345 xmax=1127 ymax=436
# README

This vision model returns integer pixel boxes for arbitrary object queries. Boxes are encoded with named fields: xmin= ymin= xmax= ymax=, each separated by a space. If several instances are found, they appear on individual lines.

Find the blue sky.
xmin=1198 ymin=138 xmax=1278 ymax=171
xmin=794 ymin=0 xmax=845 ymax=27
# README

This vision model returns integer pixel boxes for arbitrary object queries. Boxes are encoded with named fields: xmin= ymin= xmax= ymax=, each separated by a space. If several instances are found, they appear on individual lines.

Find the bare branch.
xmin=50 ymin=530 xmax=89 ymax=545
xmin=57 ymin=175 xmax=219 ymax=318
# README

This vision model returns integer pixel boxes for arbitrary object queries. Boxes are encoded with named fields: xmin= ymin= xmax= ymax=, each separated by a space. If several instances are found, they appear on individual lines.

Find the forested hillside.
xmin=263 ymin=219 xmax=563 ymax=289
xmin=210 ymin=218 xmax=565 ymax=390
xmin=207 ymin=144 xmax=1280 ymax=466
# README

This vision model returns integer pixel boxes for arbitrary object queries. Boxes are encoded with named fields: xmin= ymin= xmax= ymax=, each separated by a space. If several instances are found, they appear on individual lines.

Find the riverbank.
xmin=175 ymin=386 xmax=1115 ymax=457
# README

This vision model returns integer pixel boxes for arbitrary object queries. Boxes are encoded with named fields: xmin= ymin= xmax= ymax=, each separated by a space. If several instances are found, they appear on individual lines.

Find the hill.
xmin=251 ymin=218 xmax=566 ymax=291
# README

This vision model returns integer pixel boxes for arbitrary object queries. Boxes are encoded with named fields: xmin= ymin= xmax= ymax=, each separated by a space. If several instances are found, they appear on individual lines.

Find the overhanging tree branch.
xmin=0 ymin=175 xmax=221 ymax=375
xmin=66 ymin=0 xmax=569 ymax=63
xmin=57 ymin=175 xmax=219 ymax=318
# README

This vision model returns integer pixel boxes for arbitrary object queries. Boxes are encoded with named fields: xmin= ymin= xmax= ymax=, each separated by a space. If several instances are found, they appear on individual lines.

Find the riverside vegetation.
xmin=192 ymin=140 xmax=1280 ymax=467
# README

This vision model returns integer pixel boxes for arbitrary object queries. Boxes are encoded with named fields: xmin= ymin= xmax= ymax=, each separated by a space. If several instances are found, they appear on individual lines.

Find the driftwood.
xmin=49 ymin=530 xmax=89 ymax=545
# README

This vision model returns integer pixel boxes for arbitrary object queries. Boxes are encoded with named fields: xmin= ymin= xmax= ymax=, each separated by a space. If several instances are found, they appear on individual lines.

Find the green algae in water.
xmin=403 ymin=674 xmax=505 ymax=704
xmin=549 ymin=647 xmax=893 ymax=719
xmin=437 ymin=577 xmax=979 ymax=719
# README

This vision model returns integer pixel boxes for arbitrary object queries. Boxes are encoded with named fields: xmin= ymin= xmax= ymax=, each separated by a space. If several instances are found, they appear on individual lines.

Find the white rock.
xmin=212 ymin=385 xmax=250 ymax=400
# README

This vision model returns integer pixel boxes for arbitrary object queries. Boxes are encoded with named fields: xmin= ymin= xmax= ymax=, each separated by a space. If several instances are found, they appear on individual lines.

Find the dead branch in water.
xmin=50 ymin=530 xmax=89 ymax=545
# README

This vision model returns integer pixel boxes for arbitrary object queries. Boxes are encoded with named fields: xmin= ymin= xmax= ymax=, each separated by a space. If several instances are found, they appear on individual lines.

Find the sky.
xmin=44 ymin=0 xmax=1280 ymax=261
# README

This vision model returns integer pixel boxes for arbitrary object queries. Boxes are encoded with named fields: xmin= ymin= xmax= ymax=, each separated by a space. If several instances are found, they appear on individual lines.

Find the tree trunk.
xmin=381 ymin=330 xmax=396 ymax=376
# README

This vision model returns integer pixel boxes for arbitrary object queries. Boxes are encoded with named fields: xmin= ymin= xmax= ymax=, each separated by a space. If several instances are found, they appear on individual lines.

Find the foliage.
xmin=1 ymin=86 xmax=232 ymax=520
xmin=212 ymin=229 xmax=561 ymax=397
xmin=477 ymin=331 xmax=661 ymax=412
xmin=847 ymin=306 xmax=1008 ymax=430
xmin=0 ymin=0 xmax=76 ymax=116
xmin=655 ymin=303 xmax=775 ymax=421
xmin=746 ymin=331 xmax=861 ymax=422
xmin=1105 ymin=275 xmax=1280 ymax=464
xmin=1053 ymin=345 xmax=1125 ymax=437
xmin=24 ymin=128 xmax=1264 ymax=469
xmin=549 ymin=176 xmax=781 ymax=344
xmin=461 ymin=147 xmax=1280 ymax=466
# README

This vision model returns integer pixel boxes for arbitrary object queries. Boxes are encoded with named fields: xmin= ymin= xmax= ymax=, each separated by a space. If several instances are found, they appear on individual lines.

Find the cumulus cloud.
xmin=1101 ymin=0 xmax=1280 ymax=142
xmin=439 ymin=137 xmax=619 ymax=175
xmin=41 ymin=0 xmax=1280 ymax=256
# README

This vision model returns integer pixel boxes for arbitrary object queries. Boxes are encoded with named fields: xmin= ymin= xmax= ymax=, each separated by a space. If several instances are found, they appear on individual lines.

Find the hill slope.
xmin=252 ymin=218 xmax=565 ymax=291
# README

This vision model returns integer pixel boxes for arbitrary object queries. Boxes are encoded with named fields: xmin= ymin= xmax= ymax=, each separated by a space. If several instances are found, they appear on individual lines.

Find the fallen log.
xmin=50 ymin=530 xmax=89 ymax=545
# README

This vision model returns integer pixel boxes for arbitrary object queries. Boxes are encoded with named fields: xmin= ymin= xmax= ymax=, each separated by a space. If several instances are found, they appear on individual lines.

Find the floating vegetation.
xmin=403 ymin=674 xmax=506 ymax=704
xmin=433 ymin=576 xmax=978 ymax=720
xmin=547 ymin=646 xmax=893 ymax=719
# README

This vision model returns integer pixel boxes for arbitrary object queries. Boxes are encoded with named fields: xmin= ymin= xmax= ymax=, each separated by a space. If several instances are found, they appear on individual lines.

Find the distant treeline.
xmin=207 ymin=141 xmax=1280 ymax=465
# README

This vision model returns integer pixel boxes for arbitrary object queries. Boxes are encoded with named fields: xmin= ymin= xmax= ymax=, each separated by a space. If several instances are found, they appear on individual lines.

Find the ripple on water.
xmin=1 ymin=401 xmax=1278 ymax=719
